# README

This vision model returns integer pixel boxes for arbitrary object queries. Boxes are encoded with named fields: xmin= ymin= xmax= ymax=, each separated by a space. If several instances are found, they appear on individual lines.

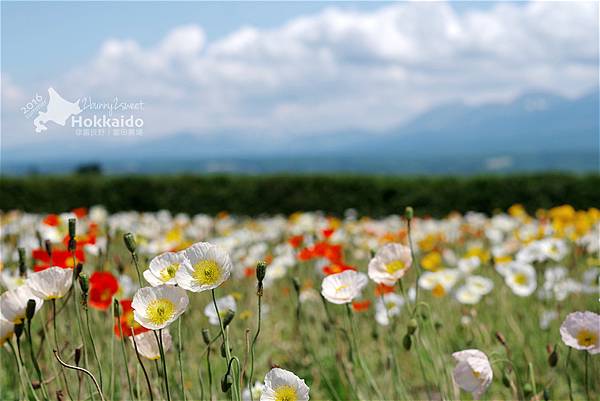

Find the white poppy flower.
xmin=27 ymin=267 xmax=72 ymax=300
xmin=455 ymin=285 xmax=482 ymax=305
xmin=505 ymin=262 xmax=536 ymax=297
xmin=559 ymin=311 xmax=599 ymax=354
xmin=0 ymin=317 xmax=15 ymax=346
xmin=260 ymin=368 xmax=309 ymax=401
xmin=144 ymin=251 xmax=184 ymax=286
xmin=175 ymin=242 xmax=232 ymax=292
xmin=375 ymin=293 xmax=404 ymax=326
xmin=203 ymin=294 xmax=237 ymax=326
xmin=321 ymin=270 xmax=368 ymax=304
xmin=132 ymin=285 xmax=189 ymax=330
xmin=243 ymin=381 xmax=265 ymax=401
xmin=0 ymin=284 xmax=44 ymax=323
xmin=458 ymin=256 xmax=480 ymax=274
xmin=0 ymin=269 xmax=30 ymax=291
xmin=368 ymin=243 xmax=412 ymax=286
xmin=418 ymin=269 xmax=460 ymax=297
xmin=130 ymin=329 xmax=172 ymax=359
xmin=452 ymin=349 xmax=493 ymax=399
xmin=465 ymin=276 xmax=494 ymax=296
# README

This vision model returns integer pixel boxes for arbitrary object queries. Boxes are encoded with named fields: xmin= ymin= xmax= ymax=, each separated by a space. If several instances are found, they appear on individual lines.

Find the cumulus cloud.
xmin=3 ymin=0 xmax=599 ymax=144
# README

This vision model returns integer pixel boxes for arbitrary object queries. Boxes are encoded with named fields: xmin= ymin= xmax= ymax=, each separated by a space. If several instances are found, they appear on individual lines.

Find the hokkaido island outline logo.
xmin=22 ymin=87 xmax=145 ymax=136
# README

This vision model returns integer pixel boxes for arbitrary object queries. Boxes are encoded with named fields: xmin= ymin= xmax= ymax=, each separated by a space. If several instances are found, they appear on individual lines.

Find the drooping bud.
xmin=113 ymin=299 xmax=120 ymax=318
xmin=495 ymin=331 xmax=507 ymax=347
xmin=202 ymin=328 xmax=211 ymax=345
xmin=221 ymin=373 xmax=233 ymax=392
xmin=523 ymin=383 xmax=533 ymax=398
xmin=220 ymin=342 xmax=227 ymax=358
xmin=405 ymin=206 xmax=414 ymax=220
xmin=18 ymin=248 xmax=27 ymax=276
xmin=123 ymin=233 xmax=137 ymax=254
xmin=31 ymin=381 xmax=41 ymax=389
xmin=26 ymin=299 xmax=37 ymax=320
xmin=291 ymin=277 xmax=301 ymax=293
xmin=223 ymin=310 xmax=235 ymax=328
xmin=407 ymin=318 xmax=418 ymax=335
xmin=434 ymin=321 xmax=443 ymax=331
xmin=14 ymin=322 xmax=24 ymax=339
xmin=543 ymin=388 xmax=550 ymax=401
xmin=44 ymin=239 xmax=53 ymax=258
xmin=402 ymin=333 xmax=412 ymax=350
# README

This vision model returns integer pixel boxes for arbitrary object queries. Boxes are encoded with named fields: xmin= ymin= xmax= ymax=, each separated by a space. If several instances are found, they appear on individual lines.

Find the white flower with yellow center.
xmin=560 ymin=311 xmax=600 ymax=354
xmin=321 ymin=270 xmax=368 ymax=304
xmin=144 ymin=251 xmax=184 ymax=286
xmin=0 ymin=284 xmax=44 ymax=323
xmin=175 ymin=242 xmax=232 ymax=292
xmin=204 ymin=294 xmax=237 ymax=326
xmin=452 ymin=349 xmax=493 ymax=399
xmin=465 ymin=276 xmax=494 ymax=296
xmin=27 ymin=267 xmax=72 ymax=300
xmin=260 ymin=367 xmax=309 ymax=401
xmin=1 ymin=268 xmax=30 ymax=291
xmin=368 ymin=243 xmax=412 ymax=286
xmin=418 ymin=269 xmax=460 ymax=298
xmin=130 ymin=329 xmax=172 ymax=360
xmin=505 ymin=262 xmax=536 ymax=297
xmin=375 ymin=293 xmax=404 ymax=326
xmin=132 ymin=285 xmax=189 ymax=330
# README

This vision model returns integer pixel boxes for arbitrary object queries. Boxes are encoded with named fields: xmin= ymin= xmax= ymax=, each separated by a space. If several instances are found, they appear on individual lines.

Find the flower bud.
xmin=407 ymin=318 xmax=418 ymax=335
xmin=523 ymin=383 xmax=533 ymax=398
xmin=543 ymin=388 xmax=550 ymax=401
xmin=79 ymin=274 xmax=89 ymax=295
xmin=292 ymin=277 xmax=301 ymax=293
xmin=223 ymin=309 xmax=235 ymax=328
xmin=202 ymin=328 xmax=211 ymax=345
xmin=402 ymin=333 xmax=412 ymax=350
xmin=74 ymin=263 xmax=83 ymax=280
xmin=221 ymin=373 xmax=233 ymax=392
xmin=256 ymin=261 xmax=267 ymax=283
xmin=26 ymin=299 xmax=37 ymax=320
xmin=18 ymin=248 xmax=27 ymax=276
xmin=405 ymin=206 xmax=414 ymax=220
xmin=68 ymin=218 xmax=76 ymax=238
xmin=75 ymin=347 xmax=82 ymax=366
xmin=31 ymin=381 xmax=41 ymax=389
xmin=495 ymin=331 xmax=507 ymax=347
xmin=56 ymin=390 xmax=65 ymax=401
xmin=434 ymin=321 xmax=443 ymax=331
xmin=123 ymin=233 xmax=137 ymax=254
xmin=113 ymin=299 xmax=120 ymax=318
xmin=44 ymin=239 xmax=53 ymax=258
xmin=220 ymin=342 xmax=227 ymax=358
xmin=14 ymin=322 xmax=24 ymax=339
xmin=548 ymin=345 xmax=558 ymax=368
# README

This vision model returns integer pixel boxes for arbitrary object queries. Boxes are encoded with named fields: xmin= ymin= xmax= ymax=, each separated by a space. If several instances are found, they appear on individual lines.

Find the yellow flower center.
xmin=576 ymin=329 xmax=597 ymax=347
xmin=385 ymin=260 xmax=406 ymax=274
xmin=192 ymin=260 xmax=221 ymax=285
xmin=274 ymin=385 xmax=297 ymax=401
xmin=146 ymin=299 xmax=175 ymax=326
xmin=432 ymin=283 xmax=446 ymax=298
xmin=335 ymin=285 xmax=348 ymax=293
xmin=514 ymin=273 xmax=528 ymax=285
xmin=472 ymin=369 xmax=481 ymax=379
xmin=160 ymin=263 xmax=179 ymax=282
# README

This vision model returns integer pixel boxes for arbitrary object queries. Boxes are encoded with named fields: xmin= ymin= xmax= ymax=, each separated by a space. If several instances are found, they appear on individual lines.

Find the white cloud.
xmin=3 ymin=0 xmax=598 ymax=146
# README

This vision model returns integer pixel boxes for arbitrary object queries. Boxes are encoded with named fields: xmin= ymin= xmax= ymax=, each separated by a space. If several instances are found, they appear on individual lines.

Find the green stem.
xmin=584 ymin=352 xmax=590 ymax=401
xmin=12 ymin=337 xmax=42 ymax=401
xmin=115 ymin=304 xmax=135 ymax=401
xmin=85 ymin=307 xmax=103 ymax=390
xmin=565 ymin=347 xmax=573 ymax=401
xmin=52 ymin=299 xmax=75 ymax=401
xmin=26 ymin=319 xmax=50 ymax=400
xmin=131 ymin=329 xmax=154 ymax=401
xmin=206 ymin=342 xmax=213 ymax=401
xmin=53 ymin=350 xmax=105 ymax=401
xmin=157 ymin=329 xmax=172 ymax=401
xmin=211 ymin=289 xmax=240 ymax=401
xmin=248 ymin=292 xmax=262 ymax=401
xmin=177 ymin=317 xmax=187 ymax=401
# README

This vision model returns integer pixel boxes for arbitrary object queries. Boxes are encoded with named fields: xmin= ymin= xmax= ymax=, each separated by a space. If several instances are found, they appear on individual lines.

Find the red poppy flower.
xmin=322 ymin=263 xmax=356 ymax=276
xmin=114 ymin=299 xmax=149 ymax=337
xmin=32 ymin=248 xmax=86 ymax=271
xmin=244 ymin=267 xmax=255 ymax=277
xmin=72 ymin=207 xmax=88 ymax=218
xmin=322 ymin=228 xmax=335 ymax=238
xmin=374 ymin=283 xmax=395 ymax=296
xmin=352 ymin=299 xmax=371 ymax=312
xmin=43 ymin=214 xmax=60 ymax=227
xmin=89 ymin=272 xmax=119 ymax=310
xmin=288 ymin=235 xmax=304 ymax=248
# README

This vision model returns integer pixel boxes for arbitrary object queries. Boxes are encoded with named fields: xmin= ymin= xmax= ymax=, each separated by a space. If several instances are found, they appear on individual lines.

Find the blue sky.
xmin=1 ymin=1 xmax=597 ymax=150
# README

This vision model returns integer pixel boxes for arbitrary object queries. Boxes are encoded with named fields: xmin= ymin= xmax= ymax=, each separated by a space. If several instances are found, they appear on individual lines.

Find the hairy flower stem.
xmin=206 ymin=343 xmax=213 ymax=401
xmin=131 ymin=329 xmax=154 ymax=401
xmin=380 ymin=295 xmax=407 ymax=400
xmin=345 ymin=304 xmax=383 ymax=399
xmin=115 ymin=303 xmax=136 ymax=401
xmin=247 ymin=290 xmax=262 ymax=401
xmin=157 ymin=329 xmax=172 ymax=401
xmin=52 ymin=299 xmax=75 ymax=401
xmin=584 ymin=352 xmax=590 ymax=401
xmin=26 ymin=319 xmax=50 ymax=400
xmin=84 ymin=307 xmax=103 ymax=390
xmin=211 ymin=289 xmax=241 ymax=401
xmin=177 ymin=317 xmax=187 ymax=401
xmin=53 ymin=350 xmax=106 ymax=401
xmin=12 ymin=337 xmax=41 ymax=401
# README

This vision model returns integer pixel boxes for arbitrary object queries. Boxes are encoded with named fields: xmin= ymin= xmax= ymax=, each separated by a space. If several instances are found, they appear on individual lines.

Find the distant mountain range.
xmin=2 ymin=91 xmax=598 ymax=175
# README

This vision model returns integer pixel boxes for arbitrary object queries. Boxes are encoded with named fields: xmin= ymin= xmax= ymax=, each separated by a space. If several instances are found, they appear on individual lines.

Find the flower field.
xmin=0 ymin=204 xmax=598 ymax=401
